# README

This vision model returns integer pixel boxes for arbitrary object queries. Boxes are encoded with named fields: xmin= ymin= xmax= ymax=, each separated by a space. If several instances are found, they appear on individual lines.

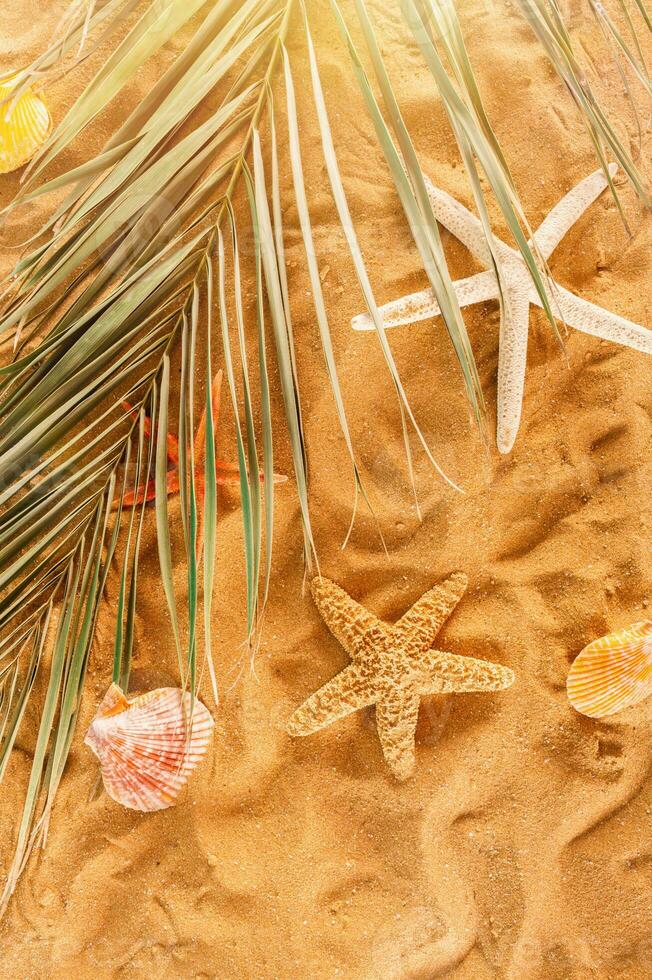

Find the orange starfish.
xmin=118 ymin=370 xmax=283 ymax=556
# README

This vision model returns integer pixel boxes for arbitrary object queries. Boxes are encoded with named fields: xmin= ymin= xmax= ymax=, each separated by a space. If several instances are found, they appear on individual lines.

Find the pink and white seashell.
xmin=84 ymin=684 xmax=214 ymax=812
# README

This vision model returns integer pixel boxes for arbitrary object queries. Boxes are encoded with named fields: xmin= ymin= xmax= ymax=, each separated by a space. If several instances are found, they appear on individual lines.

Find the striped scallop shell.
xmin=0 ymin=74 xmax=52 ymax=174
xmin=85 ymin=684 xmax=214 ymax=812
xmin=567 ymin=621 xmax=652 ymax=718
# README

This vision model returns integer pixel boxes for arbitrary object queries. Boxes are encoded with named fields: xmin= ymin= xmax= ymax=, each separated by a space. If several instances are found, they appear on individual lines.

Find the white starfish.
xmin=352 ymin=165 xmax=652 ymax=453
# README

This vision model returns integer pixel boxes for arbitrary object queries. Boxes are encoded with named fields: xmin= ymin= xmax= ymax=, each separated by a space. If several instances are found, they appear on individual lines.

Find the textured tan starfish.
xmin=287 ymin=573 xmax=515 ymax=780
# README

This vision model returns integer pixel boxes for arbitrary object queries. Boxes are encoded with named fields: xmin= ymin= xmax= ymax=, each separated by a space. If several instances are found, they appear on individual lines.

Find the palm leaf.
xmin=0 ymin=0 xmax=296 ymax=908
xmin=1 ymin=0 xmax=650 ymax=914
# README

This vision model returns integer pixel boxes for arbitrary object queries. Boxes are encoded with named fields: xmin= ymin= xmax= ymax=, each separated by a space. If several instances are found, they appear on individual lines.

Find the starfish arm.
xmin=121 ymin=401 xmax=152 ymax=439
xmin=532 ymin=165 xmax=617 ymax=260
xmin=351 ymin=269 xmax=498 ymax=332
xmin=166 ymin=433 xmax=180 ymax=468
xmin=121 ymin=401 xmax=179 ymax=465
xmin=310 ymin=577 xmax=386 ymax=660
xmin=165 ymin=469 xmax=181 ymax=496
xmin=531 ymin=283 xmax=652 ymax=354
xmin=496 ymin=287 xmax=532 ymax=455
xmin=114 ymin=480 xmax=156 ymax=510
xmin=113 ymin=467 xmax=180 ymax=511
xmin=216 ymin=460 xmax=243 ymax=485
xmin=423 ymin=175 xmax=494 ymax=266
xmin=415 ymin=649 xmax=515 ymax=695
xmin=287 ymin=664 xmax=378 ymax=736
xmin=393 ymin=572 xmax=468 ymax=651
xmin=194 ymin=479 xmax=206 ymax=562
xmin=375 ymin=692 xmax=420 ymax=781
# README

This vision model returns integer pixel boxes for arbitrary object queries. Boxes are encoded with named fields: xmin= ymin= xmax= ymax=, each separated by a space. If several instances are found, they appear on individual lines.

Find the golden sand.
xmin=1 ymin=1 xmax=651 ymax=976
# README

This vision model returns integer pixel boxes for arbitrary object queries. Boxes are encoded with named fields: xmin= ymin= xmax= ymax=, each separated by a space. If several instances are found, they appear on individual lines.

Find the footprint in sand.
xmin=369 ymin=905 xmax=474 ymax=979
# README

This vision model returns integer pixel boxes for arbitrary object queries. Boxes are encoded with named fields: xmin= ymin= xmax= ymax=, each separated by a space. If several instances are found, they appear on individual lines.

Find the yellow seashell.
xmin=0 ymin=73 xmax=52 ymax=175
xmin=84 ymin=683 xmax=214 ymax=812
xmin=567 ymin=621 xmax=652 ymax=718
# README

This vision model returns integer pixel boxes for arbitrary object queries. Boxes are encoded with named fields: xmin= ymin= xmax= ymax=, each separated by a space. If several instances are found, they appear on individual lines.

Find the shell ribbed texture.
xmin=85 ymin=686 xmax=214 ymax=812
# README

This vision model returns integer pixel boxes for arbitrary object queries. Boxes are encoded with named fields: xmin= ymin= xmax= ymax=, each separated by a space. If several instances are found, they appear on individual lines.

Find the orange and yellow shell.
xmin=567 ymin=621 xmax=652 ymax=718
xmin=0 ymin=73 xmax=51 ymax=175
xmin=85 ymin=684 xmax=214 ymax=812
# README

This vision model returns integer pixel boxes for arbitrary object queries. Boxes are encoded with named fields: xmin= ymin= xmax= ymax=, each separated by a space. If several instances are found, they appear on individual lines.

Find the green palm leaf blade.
xmin=282 ymin=46 xmax=371 ymax=537
xmin=244 ymin=167 xmax=276 ymax=616
xmin=217 ymin=225 xmax=258 ymax=637
xmin=0 ymin=554 xmax=82 ymax=914
xmin=154 ymin=359 xmax=184 ymax=677
xmin=252 ymin=128 xmax=318 ymax=573
xmin=202 ymin=258 xmax=219 ymax=704
xmin=24 ymin=0 xmax=214 ymax=184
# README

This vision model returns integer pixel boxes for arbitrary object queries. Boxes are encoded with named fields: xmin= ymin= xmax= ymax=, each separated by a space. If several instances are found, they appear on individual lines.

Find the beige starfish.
xmin=287 ymin=573 xmax=515 ymax=780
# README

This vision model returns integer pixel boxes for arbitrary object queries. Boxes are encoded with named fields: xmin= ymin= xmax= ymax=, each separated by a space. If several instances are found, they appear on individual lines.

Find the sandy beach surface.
xmin=1 ymin=1 xmax=651 ymax=977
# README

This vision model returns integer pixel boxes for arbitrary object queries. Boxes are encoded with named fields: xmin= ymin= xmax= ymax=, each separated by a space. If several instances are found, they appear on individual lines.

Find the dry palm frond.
xmin=0 ymin=0 xmax=301 ymax=912
xmin=0 ymin=0 xmax=397 ymax=909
